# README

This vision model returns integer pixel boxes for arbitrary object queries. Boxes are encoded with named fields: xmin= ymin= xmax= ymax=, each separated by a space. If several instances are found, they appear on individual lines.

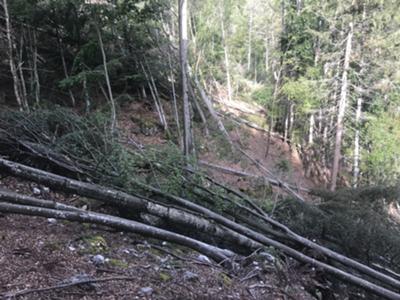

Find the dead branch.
xmin=2 ymin=276 xmax=135 ymax=299
xmin=198 ymin=160 xmax=309 ymax=193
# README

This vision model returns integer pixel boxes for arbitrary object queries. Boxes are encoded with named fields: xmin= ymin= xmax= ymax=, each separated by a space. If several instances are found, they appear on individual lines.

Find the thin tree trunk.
xmin=149 ymin=73 xmax=168 ymax=131
xmin=284 ymin=107 xmax=289 ymax=144
xmin=140 ymin=62 xmax=168 ymax=132
xmin=18 ymin=31 xmax=28 ymax=107
xmin=309 ymin=114 xmax=314 ymax=145
xmin=3 ymin=0 xmax=24 ymax=111
xmin=83 ymin=74 xmax=90 ymax=114
xmin=32 ymin=30 xmax=40 ymax=105
xmin=265 ymin=37 xmax=270 ymax=73
xmin=353 ymin=95 xmax=362 ymax=187
xmin=179 ymin=0 xmax=193 ymax=159
xmin=353 ymin=4 xmax=366 ymax=188
xmin=330 ymin=23 xmax=353 ymax=191
xmin=194 ymin=76 xmax=233 ymax=146
xmin=220 ymin=8 xmax=233 ymax=103
xmin=58 ymin=36 xmax=76 ymax=107
xmin=265 ymin=68 xmax=281 ymax=158
xmin=95 ymin=23 xmax=117 ymax=134
xmin=168 ymin=53 xmax=182 ymax=143
xmin=247 ymin=7 xmax=253 ymax=72
xmin=189 ymin=83 xmax=209 ymax=136
xmin=288 ymin=103 xmax=294 ymax=145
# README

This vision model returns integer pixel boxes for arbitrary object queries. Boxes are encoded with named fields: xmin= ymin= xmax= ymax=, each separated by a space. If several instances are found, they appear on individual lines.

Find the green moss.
xmin=159 ymin=272 xmax=172 ymax=281
xmin=82 ymin=235 xmax=108 ymax=253
xmin=220 ymin=273 xmax=232 ymax=286
xmin=108 ymin=258 xmax=129 ymax=268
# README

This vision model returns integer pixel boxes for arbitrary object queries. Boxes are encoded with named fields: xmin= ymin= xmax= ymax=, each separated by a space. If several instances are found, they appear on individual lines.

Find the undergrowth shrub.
xmin=0 ymin=108 xmax=227 ymax=208
xmin=276 ymin=186 xmax=400 ymax=271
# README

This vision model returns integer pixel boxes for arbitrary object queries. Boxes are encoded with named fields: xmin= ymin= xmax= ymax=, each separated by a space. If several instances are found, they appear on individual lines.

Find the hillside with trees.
xmin=0 ymin=0 xmax=400 ymax=299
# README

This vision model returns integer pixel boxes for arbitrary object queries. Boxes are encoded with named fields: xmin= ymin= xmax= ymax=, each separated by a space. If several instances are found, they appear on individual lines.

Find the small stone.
xmin=91 ymin=254 xmax=105 ymax=265
xmin=33 ymin=187 xmax=41 ymax=195
xmin=139 ymin=287 xmax=153 ymax=296
xmin=42 ymin=187 xmax=50 ymax=193
xmin=196 ymin=254 xmax=211 ymax=264
xmin=161 ymin=241 xmax=167 ymax=246
xmin=47 ymin=218 xmax=57 ymax=224
xmin=183 ymin=271 xmax=198 ymax=281
xmin=68 ymin=246 xmax=76 ymax=251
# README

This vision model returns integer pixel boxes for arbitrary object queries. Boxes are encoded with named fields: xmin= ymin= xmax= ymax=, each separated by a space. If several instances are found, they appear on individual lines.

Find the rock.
xmin=42 ymin=187 xmax=50 ymax=193
xmin=91 ymin=254 xmax=105 ymax=265
xmin=196 ymin=254 xmax=211 ymax=264
xmin=47 ymin=218 xmax=57 ymax=224
xmin=183 ymin=271 xmax=198 ymax=281
xmin=139 ymin=287 xmax=154 ymax=296
xmin=33 ymin=187 xmax=41 ymax=195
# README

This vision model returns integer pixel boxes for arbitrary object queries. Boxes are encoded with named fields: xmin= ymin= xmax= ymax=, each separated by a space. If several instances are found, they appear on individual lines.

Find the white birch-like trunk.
xmin=3 ymin=0 xmax=24 ymax=111
xmin=247 ymin=7 xmax=253 ymax=72
xmin=179 ymin=0 xmax=193 ymax=158
xmin=220 ymin=9 xmax=233 ymax=102
xmin=309 ymin=114 xmax=314 ymax=145
xmin=96 ymin=24 xmax=117 ymax=134
xmin=330 ymin=23 xmax=353 ymax=191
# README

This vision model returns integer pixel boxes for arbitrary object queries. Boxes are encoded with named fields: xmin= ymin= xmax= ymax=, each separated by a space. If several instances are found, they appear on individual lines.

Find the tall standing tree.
xmin=179 ymin=0 xmax=193 ymax=159
xmin=330 ymin=22 xmax=353 ymax=191
xmin=2 ymin=0 xmax=26 ymax=111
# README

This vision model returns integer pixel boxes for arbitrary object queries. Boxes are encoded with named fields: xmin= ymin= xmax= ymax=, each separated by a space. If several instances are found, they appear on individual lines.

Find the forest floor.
xmin=0 ymin=99 xmax=320 ymax=299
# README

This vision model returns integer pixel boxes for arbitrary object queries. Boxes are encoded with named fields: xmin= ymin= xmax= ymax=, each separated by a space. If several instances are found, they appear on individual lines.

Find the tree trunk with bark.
xmin=96 ymin=23 xmax=117 ymax=134
xmin=179 ymin=0 xmax=193 ymax=159
xmin=3 ymin=0 xmax=25 ymax=111
xmin=330 ymin=23 xmax=353 ymax=191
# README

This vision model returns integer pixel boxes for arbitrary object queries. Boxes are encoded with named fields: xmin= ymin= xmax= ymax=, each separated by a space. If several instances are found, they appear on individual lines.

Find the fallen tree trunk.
xmin=1 ymin=196 xmax=400 ymax=300
xmin=0 ymin=158 xmax=262 ymax=253
xmin=198 ymin=160 xmax=309 ymax=193
xmin=0 ymin=201 xmax=233 ymax=263
xmin=1 ymin=158 xmax=400 ymax=299
xmin=191 ymin=173 xmax=400 ymax=292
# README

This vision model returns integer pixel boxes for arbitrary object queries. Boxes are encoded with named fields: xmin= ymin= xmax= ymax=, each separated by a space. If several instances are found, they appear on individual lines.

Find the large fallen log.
xmin=1 ymin=191 xmax=400 ymax=300
xmin=0 ymin=158 xmax=262 ymax=253
xmin=1 ymin=158 xmax=400 ymax=299
xmin=191 ymin=173 xmax=400 ymax=292
xmin=0 ymin=202 xmax=232 ymax=263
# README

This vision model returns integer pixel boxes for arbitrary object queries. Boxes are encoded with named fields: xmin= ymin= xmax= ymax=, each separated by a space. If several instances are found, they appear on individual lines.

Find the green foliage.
xmin=276 ymin=186 xmax=400 ymax=270
xmin=251 ymin=85 xmax=273 ymax=107
xmin=362 ymin=112 xmax=400 ymax=184
xmin=281 ymin=77 xmax=320 ymax=112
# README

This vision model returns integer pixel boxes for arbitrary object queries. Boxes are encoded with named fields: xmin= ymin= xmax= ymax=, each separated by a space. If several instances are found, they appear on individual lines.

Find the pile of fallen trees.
xmin=0 ymin=109 xmax=399 ymax=298
xmin=0 ymin=157 xmax=400 ymax=299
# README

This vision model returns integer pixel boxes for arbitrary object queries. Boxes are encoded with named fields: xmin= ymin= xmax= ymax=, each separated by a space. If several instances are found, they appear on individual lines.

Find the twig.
xmin=2 ymin=276 xmax=135 ymax=299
